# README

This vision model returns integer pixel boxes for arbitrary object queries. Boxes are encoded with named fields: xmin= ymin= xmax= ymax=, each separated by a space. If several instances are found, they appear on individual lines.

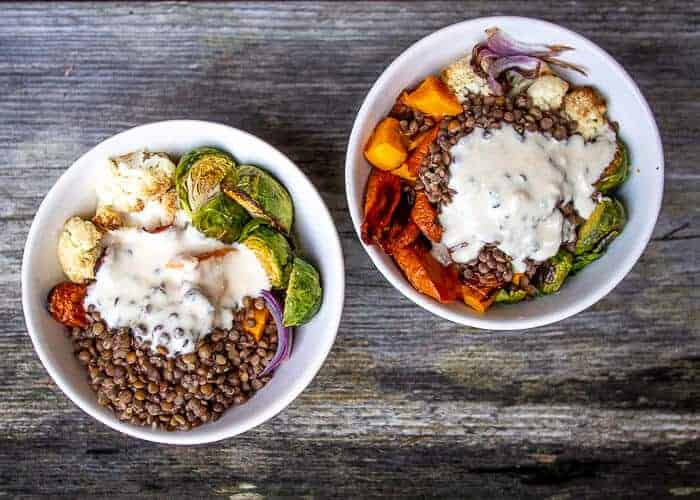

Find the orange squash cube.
xmin=364 ymin=117 xmax=408 ymax=170
xmin=244 ymin=306 xmax=270 ymax=342
xmin=402 ymin=76 xmax=463 ymax=118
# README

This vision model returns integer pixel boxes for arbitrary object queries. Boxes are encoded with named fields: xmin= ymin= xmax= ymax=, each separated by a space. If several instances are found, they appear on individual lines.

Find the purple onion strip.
xmin=485 ymin=27 xmax=573 ymax=57
xmin=259 ymin=290 xmax=292 ymax=377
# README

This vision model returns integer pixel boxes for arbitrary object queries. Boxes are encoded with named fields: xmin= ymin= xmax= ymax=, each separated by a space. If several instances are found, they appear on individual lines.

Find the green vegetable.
xmin=283 ymin=257 xmax=322 ymax=326
xmin=575 ymin=197 xmax=626 ymax=255
xmin=222 ymin=165 xmax=294 ymax=234
xmin=494 ymin=288 xmax=527 ymax=304
xmin=191 ymin=193 xmax=250 ymax=243
xmin=571 ymin=252 xmax=602 ymax=274
xmin=595 ymin=139 xmax=630 ymax=193
xmin=241 ymin=224 xmax=292 ymax=288
xmin=538 ymin=249 xmax=573 ymax=295
xmin=175 ymin=147 xmax=236 ymax=214
xmin=238 ymin=218 xmax=270 ymax=241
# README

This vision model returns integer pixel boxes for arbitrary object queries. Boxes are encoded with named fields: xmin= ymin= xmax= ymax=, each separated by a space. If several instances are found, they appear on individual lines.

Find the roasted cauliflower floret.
xmin=92 ymin=204 xmax=123 ymax=230
xmin=562 ymin=87 xmax=608 ymax=140
xmin=96 ymin=151 xmax=176 ymax=213
xmin=441 ymin=56 xmax=492 ymax=100
xmin=122 ymin=190 xmax=178 ymax=230
xmin=527 ymin=74 xmax=569 ymax=111
xmin=95 ymin=151 xmax=177 ymax=230
xmin=57 ymin=216 xmax=102 ymax=283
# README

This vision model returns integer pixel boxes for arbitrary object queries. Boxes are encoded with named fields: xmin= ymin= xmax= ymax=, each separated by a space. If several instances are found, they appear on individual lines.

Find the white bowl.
xmin=345 ymin=16 xmax=663 ymax=329
xmin=22 ymin=120 xmax=345 ymax=444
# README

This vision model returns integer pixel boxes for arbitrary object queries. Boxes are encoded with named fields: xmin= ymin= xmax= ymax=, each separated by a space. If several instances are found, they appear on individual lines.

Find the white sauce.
xmin=121 ymin=199 xmax=173 ymax=230
xmin=85 ymin=212 xmax=270 ymax=356
xmin=440 ymin=126 xmax=616 ymax=272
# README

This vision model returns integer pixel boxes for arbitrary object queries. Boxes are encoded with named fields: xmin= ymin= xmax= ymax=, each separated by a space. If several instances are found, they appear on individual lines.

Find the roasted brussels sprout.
xmin=191 ymin=193 xmax=250 ymax=243
xmin=595 ymin=139 xmax=630 ymax=193
xmin=283 ymin=256 xmax=322 ymax=326
xmin=537 ymin=249 xmax=573 ymax=295
xmin=571 ymin=252 xmax=602 ymax=274
xmin=575 ymin=197 xmax=626 ymax=255
xmin=175 ymin=147 xmax=237 ymax=214
xmin=241 ymin=223 xmax=292 ymax=288
xmin=494 ymin=287 xmax=527 ymax=304
xmin=222 ymin=165 xmax=294 ymax=235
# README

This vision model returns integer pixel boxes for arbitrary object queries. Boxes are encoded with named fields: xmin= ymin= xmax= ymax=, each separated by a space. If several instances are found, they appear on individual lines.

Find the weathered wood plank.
xmin=0 ymin=1 xmax=698 ymax=498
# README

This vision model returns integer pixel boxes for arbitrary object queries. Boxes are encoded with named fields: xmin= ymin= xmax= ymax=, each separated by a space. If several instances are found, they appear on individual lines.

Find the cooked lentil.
xmin=69 ymin=296 xmax=277 ymax=431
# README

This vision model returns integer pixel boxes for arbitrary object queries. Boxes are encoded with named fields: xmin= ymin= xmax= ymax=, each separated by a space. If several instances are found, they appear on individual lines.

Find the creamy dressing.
xmin=85 ymin=212 xmax=270 ymax=356
xmin=121 ymin=199 xmax=173 ymax=230
xmin=439 ymin=126 xmax=616 ymax=272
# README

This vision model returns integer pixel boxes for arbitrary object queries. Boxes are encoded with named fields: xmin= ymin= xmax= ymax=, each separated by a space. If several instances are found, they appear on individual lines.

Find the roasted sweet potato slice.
xmin=411 ymin=191 xmax=443 ymax=242
xmin=396 ymin=126 xmax=440 ymax=181
xmin=385 ymin=220 xmax=421 ymax=255
xmin=48 ymin=282 xmax=88 ymax=328
xmin=361 ymin=168 xmax=402 ymax=246
xmin=392 ymin=243 xmax=458 ymax=303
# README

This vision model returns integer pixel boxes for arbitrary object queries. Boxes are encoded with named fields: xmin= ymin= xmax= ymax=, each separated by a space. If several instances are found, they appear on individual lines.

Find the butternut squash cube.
xmin=244 ymin=306 xmax=270 ymax=342
xmin=402 ymin=76 xmax=463 ymax=118
xmin=364 ymin=117 xmax=408 ymax=170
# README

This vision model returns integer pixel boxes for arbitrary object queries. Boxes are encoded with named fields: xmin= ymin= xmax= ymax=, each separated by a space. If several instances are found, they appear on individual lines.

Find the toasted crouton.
xmin=562 ymin=87 xmax=608 ymax=140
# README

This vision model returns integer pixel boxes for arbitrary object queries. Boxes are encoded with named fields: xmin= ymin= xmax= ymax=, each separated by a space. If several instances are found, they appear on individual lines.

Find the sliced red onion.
xmin=259 ymin=290 xmax=293 ymax=377
xmin=486 ymin=55 xmax=542 ymax=95
xmin=486 ymin=27 xmax=573 ymax=57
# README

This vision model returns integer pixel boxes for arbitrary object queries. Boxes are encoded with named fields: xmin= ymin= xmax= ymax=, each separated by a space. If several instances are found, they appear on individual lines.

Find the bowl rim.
xmin=22 ymin=119 xmax=345 ymax=444
xmin=345 ymin=16 xmax=664 ymax=330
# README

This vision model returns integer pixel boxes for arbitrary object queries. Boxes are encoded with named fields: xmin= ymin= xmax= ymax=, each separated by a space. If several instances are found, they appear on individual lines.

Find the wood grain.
xmin=0 ymin=1 xmax=698 ymax=498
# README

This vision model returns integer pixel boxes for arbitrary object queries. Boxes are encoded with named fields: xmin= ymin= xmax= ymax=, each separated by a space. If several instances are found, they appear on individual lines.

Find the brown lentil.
xmin=69 ymin=305 xmax=279 ymax=432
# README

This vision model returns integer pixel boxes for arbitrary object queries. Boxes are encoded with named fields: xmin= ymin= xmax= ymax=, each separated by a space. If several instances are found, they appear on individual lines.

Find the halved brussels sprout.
xmin=176 ymin=147 xmax=236 ymax=214
xmin=595 ymin=139 xmax=630 ymax=193
xmin=575 ymin=197 xmax=626 ymax=255
xmin=537 ymin=249 xmax=573 ymax=295
xmin=494 ymin=288 xmax=527 ymax=304
xmin=221 ymin=165 xmax=294 ymax=235
xmin=571 ymin=252 xmax=602 ymax=274
xmin=283 ymin=256 xmax=322 ymax=327
xmin=241 ymin=223 xmax=292 ymax=288
xmin=191 ymin=193 xmax=250 ymax=243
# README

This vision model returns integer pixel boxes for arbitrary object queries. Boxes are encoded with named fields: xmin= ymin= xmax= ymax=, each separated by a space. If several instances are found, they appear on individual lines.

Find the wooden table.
xmin=1 ymin=2 xmax=698 ymax=498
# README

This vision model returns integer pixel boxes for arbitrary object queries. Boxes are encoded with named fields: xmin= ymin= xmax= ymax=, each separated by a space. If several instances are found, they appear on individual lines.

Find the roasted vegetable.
xmin=57 ymin=216 xmax=103 ymax=284
xmin=241 ymin=223 xmax=292 ymax=288
xmin=571 ymin=252 xmax=602 ymax=274
xmin=361 ymin=168 xmax=402 ymax=246
xmin=364 ymin=117 xmax=408 ymax=171
xmin=575 ymin=197 xmax=626 ymax=255
xmin=244 ymin=306 xmax=270 ymax=342
xmin=460 ymin=283 xmax=496 ymax=312
xmin=48 ymin=282 xmax=88 ymax=328
xmin=221 ymin=165 xmax=294 ymax=235
xmin=537 ymin=249 xmax=573 ymax=295
xmin=283 ymin=257 xmax=323 ymax=326
xmin=595 ymin=139 xmax=630 ymax=193
xmin=494 ymin=288 xmax=527 ymax=304
xmin=411 ymin=191 xmax=443 ymax=242
xmin=402 ymin=75 xmax=463 ymax=117
xmin=175 ymin=147 xmax=237 ymax=215
xmin=392 ymin=243 xmax=458 ymax=303
xmin=191 ymin=193 xmax=250 ymax=243
xmin=392 ymin=126 xmax=440 ymax=181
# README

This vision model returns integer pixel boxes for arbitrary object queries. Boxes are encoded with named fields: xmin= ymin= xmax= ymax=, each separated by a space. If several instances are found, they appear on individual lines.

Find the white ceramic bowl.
xmin=22 ymin=120 xmax=345 ymax=444
xmin=346 ymin=16 xmax=663 ymax=329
